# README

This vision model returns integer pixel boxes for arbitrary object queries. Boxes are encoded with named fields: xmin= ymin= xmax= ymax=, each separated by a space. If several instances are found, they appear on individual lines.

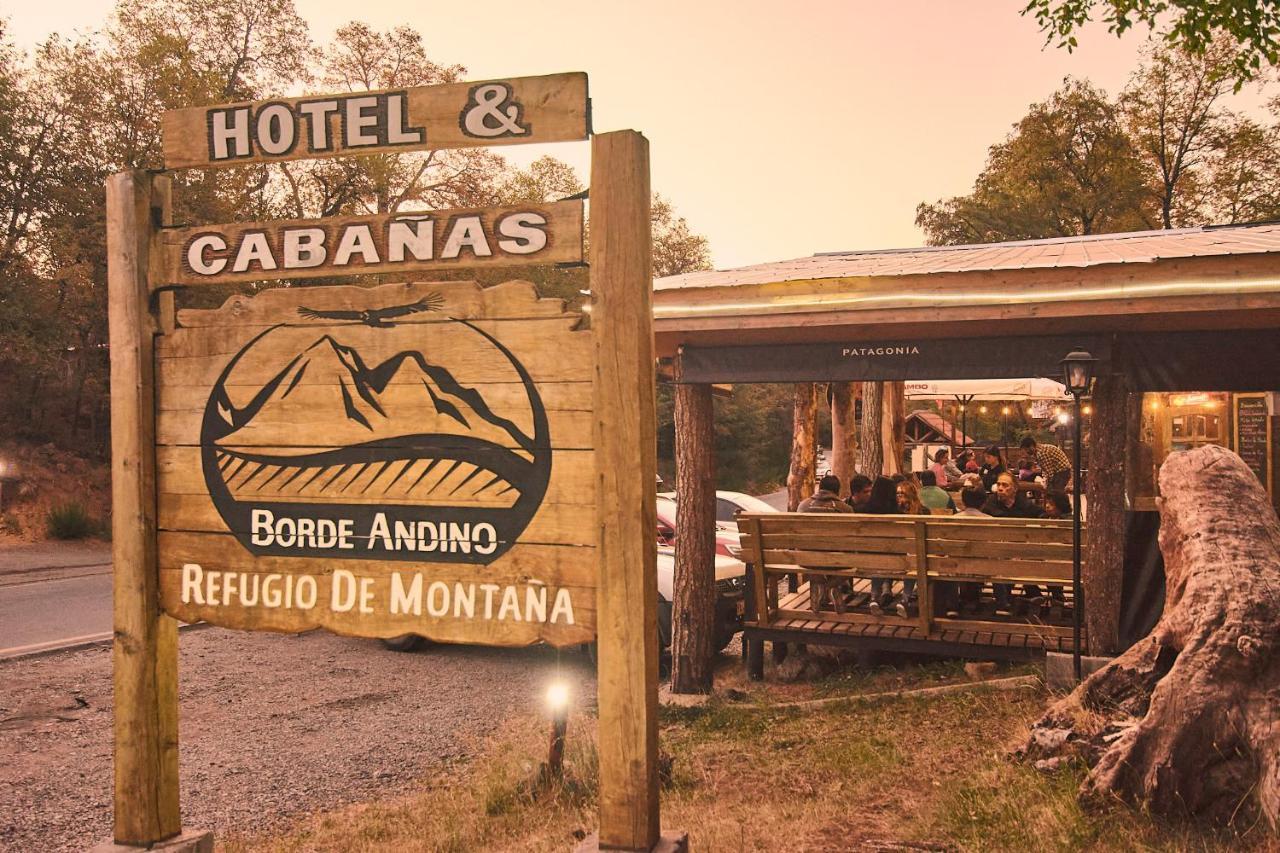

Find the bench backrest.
xmin=736 ymin=512 xmax=1085 ymax=585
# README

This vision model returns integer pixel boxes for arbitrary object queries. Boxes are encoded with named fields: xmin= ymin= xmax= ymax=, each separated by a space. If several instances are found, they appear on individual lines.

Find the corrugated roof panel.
xmin=653 ymin=222 xmax=1280 ymax=290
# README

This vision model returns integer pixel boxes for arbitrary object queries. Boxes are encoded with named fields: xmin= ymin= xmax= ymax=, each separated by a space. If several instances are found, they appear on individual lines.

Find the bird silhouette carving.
xmin=297 ymin=293 xmax=444 ymax=327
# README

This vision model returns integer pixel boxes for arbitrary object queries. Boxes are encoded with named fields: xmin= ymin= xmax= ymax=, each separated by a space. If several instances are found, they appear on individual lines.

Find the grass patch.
xmin=223 ymin=670 xmax=1267 ymax=852
xmin=45 ymin=500 xmax=94 ymax=540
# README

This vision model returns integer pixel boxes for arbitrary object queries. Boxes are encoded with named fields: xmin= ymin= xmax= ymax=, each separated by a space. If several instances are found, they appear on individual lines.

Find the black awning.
xmin=676 ymin=334 xmax=1112 ymax=384
xmin=1117 ymin=330 xmax=1280 ymax=391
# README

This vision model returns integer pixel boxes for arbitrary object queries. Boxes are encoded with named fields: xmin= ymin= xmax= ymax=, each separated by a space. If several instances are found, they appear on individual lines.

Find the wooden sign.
xmin=155 ymin=200 xmax=584 ymax=286
xmin=161 ymin=72 xmax=588 ymax=169
xmin=154 ymin=279 xmax=595 ymax=646
xmin=1234 ymin=393 xmax=1272 ymax=494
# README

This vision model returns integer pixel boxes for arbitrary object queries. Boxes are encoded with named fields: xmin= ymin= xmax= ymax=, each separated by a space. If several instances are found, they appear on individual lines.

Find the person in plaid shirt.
xmin=1020 ymin=436 xmax=1071 ymax=491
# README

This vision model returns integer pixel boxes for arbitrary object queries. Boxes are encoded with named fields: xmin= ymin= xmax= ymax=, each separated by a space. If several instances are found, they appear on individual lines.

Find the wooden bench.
xmin=736 ymin=512 xmax=1087 ymax=675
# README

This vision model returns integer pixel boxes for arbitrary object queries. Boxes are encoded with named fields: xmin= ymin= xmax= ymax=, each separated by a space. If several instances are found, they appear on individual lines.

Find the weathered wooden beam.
xmin=787 ymin=383 xmax=818 ymax=510
xmin=107 ymin=170 xmax=181 ymax=845
xmin=590 ymin=130 xmax=660 ymax=850
xmin=671 ymin=353 xmax=715 ymax=694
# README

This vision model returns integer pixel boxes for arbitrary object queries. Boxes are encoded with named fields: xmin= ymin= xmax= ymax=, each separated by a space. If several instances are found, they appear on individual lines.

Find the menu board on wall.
xmin=1234 ymin=393 xmax=1272 ymax=493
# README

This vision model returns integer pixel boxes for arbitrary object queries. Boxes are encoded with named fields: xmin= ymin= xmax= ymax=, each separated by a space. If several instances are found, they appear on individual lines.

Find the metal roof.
xmin=654 ymin=222 xmax=1280 ymax=291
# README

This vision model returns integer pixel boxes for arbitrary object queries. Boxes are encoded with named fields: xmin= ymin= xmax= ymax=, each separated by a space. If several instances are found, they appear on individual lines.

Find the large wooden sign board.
xmin=108 ymin=71 xmax=666 ymax=852
xmin=156 ymin=280 xmax=595 ymax=646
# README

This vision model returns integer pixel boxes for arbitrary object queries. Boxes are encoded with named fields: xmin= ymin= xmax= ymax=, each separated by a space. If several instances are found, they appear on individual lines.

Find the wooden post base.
xmin=574 ymin=829 xmax=689 ymax=852
xmin=88 ymin=829 xmax=213 ymax=853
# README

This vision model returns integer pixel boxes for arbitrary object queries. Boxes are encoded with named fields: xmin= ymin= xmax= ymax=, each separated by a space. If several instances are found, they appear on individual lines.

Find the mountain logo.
xmin=199 ymin=293 xmax=551 ymax=563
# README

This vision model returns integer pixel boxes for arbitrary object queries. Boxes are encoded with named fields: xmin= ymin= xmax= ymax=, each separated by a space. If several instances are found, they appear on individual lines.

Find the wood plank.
xmin=931 ymin=616 xmax=1074 ymax=639
xmin=176 ymin=279 xmax=570 ymax=327
xmin=774 ymin=607 xmax=917 ymax=629
xmin=758 ymin=533 xmax=915 ymax=554
xmin=914 ymin=520 xmax=931 ymax=636
xmin=156 ymin=403 xmax=594 ymax=450
xmin=924 ymin=524 xmax=1085 ymax=546
xmin=159 ymin=377 xmax=592 ymax=413
xmin=155 ymin=445 xmax=594 ymax=506
xmin=591 ymin=130 xmax=659 ymax=851
xmin=158 ymin=316 xmax=593 ymax=387
xmin=752 ymin=519 xmax=773 ymax=624
xmin=761 ymin=550 xmax=911 ymax=572
xmin=156 ymin=201 xmax=584 ymax=286
xmin=928 ymin=556 xmax=1073 ymax=582
xmin=159 ymin=564 xmax=594 ymax=647
xmin=157 ymin=492 xmax=595 ymax=547
xmin=739 ymin=514 xmax=916 ymax=538
xmin=925 ymin=539 xmax=1073 ymax=560
xmin=162 ymin=72 xmax=589 ymax=169
xmin=108 ymin=170 xmax=181 ymax=844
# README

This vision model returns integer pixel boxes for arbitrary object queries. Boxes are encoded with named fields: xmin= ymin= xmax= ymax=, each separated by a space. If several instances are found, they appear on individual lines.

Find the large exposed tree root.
xmin=1021 ymin=444 xmax=1280 ymax=829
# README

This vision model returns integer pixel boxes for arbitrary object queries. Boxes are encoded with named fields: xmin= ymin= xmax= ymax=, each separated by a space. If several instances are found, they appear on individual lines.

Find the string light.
xmin=1082 ymin=405 xmax=1092 ymax=415
xmin=1001 ymin=406 xmax=1010 ymax=415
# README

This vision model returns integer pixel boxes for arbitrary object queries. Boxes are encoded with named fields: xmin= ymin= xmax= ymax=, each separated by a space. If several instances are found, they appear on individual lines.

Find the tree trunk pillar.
xmin=860 ymin=381 xmax=884 ymax=477
xmin=671 ymin=354 xmax=716 ymax=694
xmin=787 ymin=383 xmax=818 ymax=511
xmin=1084 ymin=372 xmax=1128 ymax=655
xmin=830 ymin=382 xmax=857 ymax=496
xmin=882 ymin=380 xmax=906 ymax=476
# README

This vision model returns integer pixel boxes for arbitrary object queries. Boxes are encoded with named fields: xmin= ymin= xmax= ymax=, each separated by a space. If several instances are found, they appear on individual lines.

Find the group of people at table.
xmin=795 ymin=436 xmax=1074 ymax=621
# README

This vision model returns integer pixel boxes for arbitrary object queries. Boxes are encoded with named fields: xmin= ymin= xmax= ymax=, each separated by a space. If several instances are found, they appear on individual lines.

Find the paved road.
xmin=0 ymin=568 xmax=113 ymax=656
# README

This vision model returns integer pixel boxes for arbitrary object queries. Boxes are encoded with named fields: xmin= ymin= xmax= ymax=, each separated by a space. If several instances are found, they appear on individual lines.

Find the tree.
xmin=651 ymin=194 xmax=712 ymax=278
xmin=917 ymin=79 xmax=1149 ymax=244
xmin=1021 ymin=0 xmax=1280 ymax=89
xmin=1200 ymin=112 xmax=1280 ymax=222
xmin=1121 ymin=41 xmax=1236 ymax=228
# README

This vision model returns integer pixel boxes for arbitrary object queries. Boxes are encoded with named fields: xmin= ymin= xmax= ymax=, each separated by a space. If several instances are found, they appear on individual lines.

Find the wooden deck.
xmin=748 ymin=580 xmax=1082 ymax=661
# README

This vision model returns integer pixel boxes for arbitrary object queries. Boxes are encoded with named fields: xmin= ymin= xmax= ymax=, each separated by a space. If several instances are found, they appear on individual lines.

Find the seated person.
xmin=1031 ymin=491 xmax=1074 ymax=609
xmin=797 ymin=473 xmax=854 ymax=513
xmin=956 ymin=484 xmax=989 ymax=517
xmin=862 ymin=476 xmax=900 ymax=614
xmin=979 ymin=445 xmax=1006 ymax=491
xmin=938 ymin=486 xmax=989 ymax=615
xmin=982 ymin=472 xmax=1044 ymax=616
xmin=917 ymin=470 xmax=956 ymax=512
xmin=846 ymin=474 xmax=874 ymax=511
xmin=930 ymin=448 xmax=963 ymax=488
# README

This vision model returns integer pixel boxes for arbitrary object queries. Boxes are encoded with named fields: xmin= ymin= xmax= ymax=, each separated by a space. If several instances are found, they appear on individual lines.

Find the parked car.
xmin=713 ymin=490 xmax=781 ymax=527
xmin=655 ymin=495 xmax=741 ymax=558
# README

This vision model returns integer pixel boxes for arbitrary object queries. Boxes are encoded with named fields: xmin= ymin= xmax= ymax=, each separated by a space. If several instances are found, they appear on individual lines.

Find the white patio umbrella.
xmin=903 ymin=378 xmax=1069 ymax=401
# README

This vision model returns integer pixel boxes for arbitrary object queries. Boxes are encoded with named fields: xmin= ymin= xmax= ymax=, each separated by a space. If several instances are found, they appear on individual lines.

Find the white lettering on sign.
xmin=205 ymin=92 xmax=425 ymax=162
xmin=840 ymin=346 xmax=922 ymax=357
xmin=180 ymin=563 xmax=575 ymax=625
xmin=181 ymin=212 xmax=551 ymax=278
xmin=460 ymin=83 xmax=530 ymax=139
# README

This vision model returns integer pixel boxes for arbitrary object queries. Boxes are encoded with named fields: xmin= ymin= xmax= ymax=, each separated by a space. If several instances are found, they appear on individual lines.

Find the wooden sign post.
xmin=106 ymin=72 xmax=676 ymax=852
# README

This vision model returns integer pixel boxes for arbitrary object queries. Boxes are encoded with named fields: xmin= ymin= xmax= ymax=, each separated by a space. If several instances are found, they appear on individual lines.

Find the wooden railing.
xmin=737 ymin=512 xmax=1087 ymax=645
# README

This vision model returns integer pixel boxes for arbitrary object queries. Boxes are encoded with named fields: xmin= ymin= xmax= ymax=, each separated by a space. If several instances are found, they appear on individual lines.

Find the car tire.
xmin=379 ymin=634 xmax=427 ymax=652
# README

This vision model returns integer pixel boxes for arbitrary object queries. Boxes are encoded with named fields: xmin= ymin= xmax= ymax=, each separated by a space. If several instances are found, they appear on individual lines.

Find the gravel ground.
xmin=0 ymin=627 xmax=595 ymax=852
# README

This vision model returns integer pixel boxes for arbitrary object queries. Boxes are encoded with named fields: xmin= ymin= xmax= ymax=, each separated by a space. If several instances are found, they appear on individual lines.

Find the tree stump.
xmin=1022 ymin=444 xmax=1280 ymax=829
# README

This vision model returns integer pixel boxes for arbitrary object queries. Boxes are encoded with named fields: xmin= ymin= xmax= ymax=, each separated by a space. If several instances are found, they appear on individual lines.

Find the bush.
xmin=47 ymin=501 xmax=94 ymax=540
xmin=1 ymin=513 xmax=20 ymax=535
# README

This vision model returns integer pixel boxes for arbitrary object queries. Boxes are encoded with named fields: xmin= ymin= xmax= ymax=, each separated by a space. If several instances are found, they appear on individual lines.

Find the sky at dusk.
xmin=7 ymin=1 xmax=1268 ymax=269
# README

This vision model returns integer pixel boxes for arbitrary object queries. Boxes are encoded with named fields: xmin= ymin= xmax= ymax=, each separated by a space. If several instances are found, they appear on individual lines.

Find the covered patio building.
xmin=656 ymin=223 xmax=1280 ymax=668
